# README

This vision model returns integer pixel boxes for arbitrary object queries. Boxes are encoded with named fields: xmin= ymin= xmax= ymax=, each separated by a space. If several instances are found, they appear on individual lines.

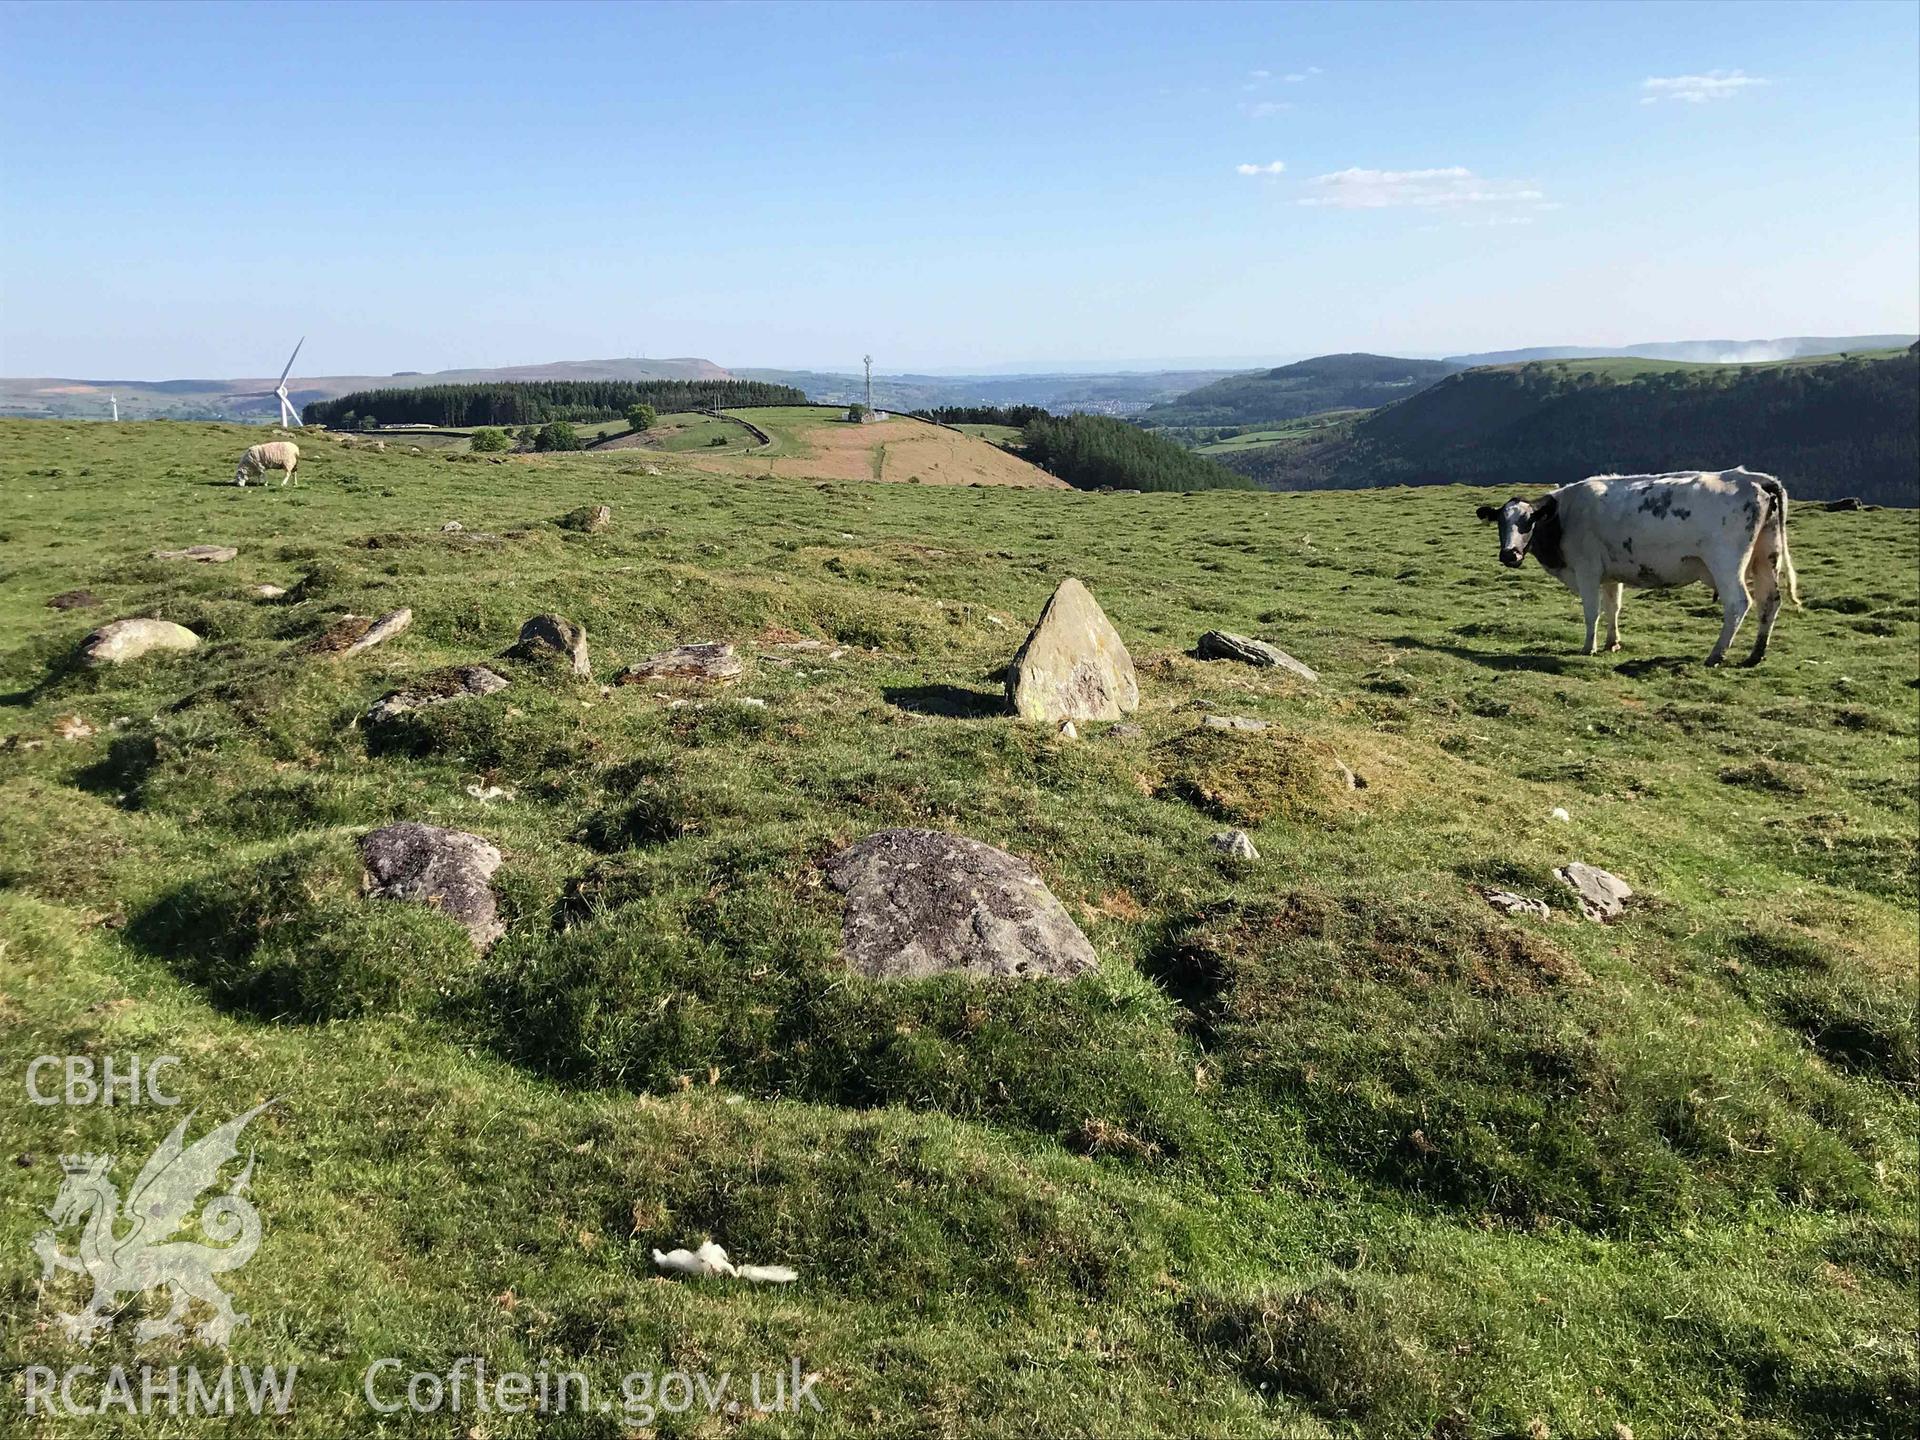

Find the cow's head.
xmin=1476 ymin=496 xmax=1554 ymax=568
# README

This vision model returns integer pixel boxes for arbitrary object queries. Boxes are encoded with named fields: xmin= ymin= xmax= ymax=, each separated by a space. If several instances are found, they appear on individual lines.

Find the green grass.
xmin=2 ymin=419 xmax=1914 ymax=1437
xmin=1189 ymin=413 xmax=1369 ymax=454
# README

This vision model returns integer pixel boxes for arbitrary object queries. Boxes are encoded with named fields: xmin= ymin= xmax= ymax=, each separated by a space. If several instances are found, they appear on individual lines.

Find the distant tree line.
xmin=1219 ymin=351 xmax=1919 ymax=507
xmin=1018 ymin=413 xmax=1255 ymax=493
xmin=909 ymin=404 xmax=1051 ymax=427
xmin=303 ymin=379 xmax=805 ymax=428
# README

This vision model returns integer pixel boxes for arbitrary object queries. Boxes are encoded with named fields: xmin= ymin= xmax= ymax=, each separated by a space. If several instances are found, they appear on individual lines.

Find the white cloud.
xmin=1639 ymin=69 xmax=1768 ymax=104
xmin=1282 ymin=66 xmax=1322 ymax=83
xmin=1236 ymin=160 xmax=1287 ymax=176
xmin=1298 ymin=166 xmax=1544 ymax=209
xmin=1240 ymin=100 xmax=1294 ymax=118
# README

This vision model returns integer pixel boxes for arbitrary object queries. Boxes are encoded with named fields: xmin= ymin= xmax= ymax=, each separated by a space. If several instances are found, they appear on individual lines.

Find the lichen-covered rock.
xmin=79 ymin=618 xmax=201 ymax=665
xmin=365 ymin=665 xmax=509 ymax=724
xmin=506 ymin=614 xmax=590 ymax=677
xmin=1209 ymin=829 xmax=1259 ymax=860
xmin=1556 ymin=862 xmax=1633 ymax=923
xmin=1196 ymin=630 xmax=1318 ymax=681
xmin=151 ymin=544 xmax=237 ymax=564
xmin=1005 ymin=578 xmax=1138 ymax=723
xmin=306 ymin=607 xmax=412 ymax=657
xmin=825 ymin=828 xmax=1098 ymax=981
xmin=558 ymin=504 xmax=612 ymax=533
xmin=615 ymin=642 xmax=742 ymax=683
xmin=360 ymin=822 xmax=504 ymax=947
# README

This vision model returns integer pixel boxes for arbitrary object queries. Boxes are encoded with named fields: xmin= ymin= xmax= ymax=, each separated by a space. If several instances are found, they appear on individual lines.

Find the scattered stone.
xmin=1821 ymin=497 xmax=1865 ymax=512
xmin=1549 ymin=806 xmax=1572 ymax=823
xmin=1209 ymin=829 xmax=1259 ymax=860
xmin=464 ymin=784 xmax=513 ymax=803
xmin=342 ymin=607 xmax=412 ymax=656
xmin=1556 ymin=862 xmax=1633 ymax=923
xmin=1196 ymin=630 xmax=1318 ymax=682
xmin=615 ymin=641 xmax=742 ymax=684
xmin=47 ymin=589 xmax=101 ymax=610
xmin=506 ymin=614 xmax=591 ymax=677
xmin=441 ymin=521 xmax=464 ymax=533
xmin=1334 ymin=758 xmax=1366 ymax=790
xmin=983 ymin=614 xmax=1007 ymax=628
xmin=250 ymin=583 xmax=287 ymax=600
xmin=1203 ymin=714 xmax=1269 ymax=732
xmin=52 ymin=714 xmax=96 ymax=742
xmin=642 ymin=465 xmax=662 ymax=476
xmin=558 ymin=503 xmax=612 ymax=533
xmin=79 ymin=618 xmax=201 ymax=666
xmin=306 ymin=607 xmax=412 ymax=656
xmin=825 ymin=828 xmax=1098 ymax=981
xmin=738 ymin=696 xmax=767 ymax=708
xmin=1105 ymin=722 xmax=1145 ymax=741
xmin=1058 ymin=720 xmax=1079 ymax=741
xmin=1005 ymin=577 xmax=1139 ymax=724
xmin=359 ymin=822 xmax=504 ymax=948
xmin=151 ymin=545 xmax=237 ymax=564
xmin=1482 ymin=887 xmax=1551 ymax=919
xmin=365 ymin=665 xmax=509 ymax=724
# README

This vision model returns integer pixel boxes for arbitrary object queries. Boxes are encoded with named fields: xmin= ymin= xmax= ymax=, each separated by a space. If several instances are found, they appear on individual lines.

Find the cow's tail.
xmin=1760 ymin=478 xmax=1801 ymax=607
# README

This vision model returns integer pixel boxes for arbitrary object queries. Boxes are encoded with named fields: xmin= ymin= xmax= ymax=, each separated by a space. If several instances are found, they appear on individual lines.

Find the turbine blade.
xmin=277 ymin=336 xmax=305 ymax=386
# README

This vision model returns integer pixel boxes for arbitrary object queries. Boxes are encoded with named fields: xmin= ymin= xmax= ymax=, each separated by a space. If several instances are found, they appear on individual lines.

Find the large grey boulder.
xmin=615 ymin=641 xmax=743 ymax=684
xmin=151 ymin=545 xmax=237 ymax=564
xmin=1556 ymin=862 xmax=1633 ymax=923
xmin=365 ymin=665 xmax=509 ymax=725
xmin=1196 ymin=630 xmax=1318 ymax=682
xmin=506 ymin=614 xmax=590 ymax=676
xmin=79 ymin=618 xmax=201 ymax=666
xmin=1005 ymin=578 xmax=1138 ymax=723
xmin=360 ymin=822 xmax=504 ymax=947
xmin=825 ymin=828 xmax=1098 ymax=981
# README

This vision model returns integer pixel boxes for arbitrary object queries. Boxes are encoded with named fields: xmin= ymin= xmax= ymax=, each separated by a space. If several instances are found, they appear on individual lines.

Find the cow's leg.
xmin=1602 ymin=582 xmax=1625 ymax=652
xmin=1579 ymin=582 xmax=1602 ymax=655
xmin=1742 ymin=553 xmax=1783 ymax=666
xmin=1705 ymin=570 xmax=1751 ymax=666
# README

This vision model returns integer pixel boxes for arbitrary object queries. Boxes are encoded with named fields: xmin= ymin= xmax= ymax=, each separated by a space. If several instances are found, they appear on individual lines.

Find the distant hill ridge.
xmin=1446 ymin=335 xmax=1916 ymax=367
xmin=1218 ymin=348 xmax=1919 ymax=507
xmin=0 ymin=357 xmax=731 ymax=423
xmin=1140 ymin=353 xmax=1464 ymax=428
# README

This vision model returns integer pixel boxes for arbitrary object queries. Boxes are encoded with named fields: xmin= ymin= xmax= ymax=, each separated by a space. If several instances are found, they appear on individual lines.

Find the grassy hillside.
xmin=1223 ymin=349 xmax=1920 ymax=506
xmin=1141 ymin=354 xmax=1464 ymax=429
xmin=2 ymin=420 xmax=1914 ymax=1437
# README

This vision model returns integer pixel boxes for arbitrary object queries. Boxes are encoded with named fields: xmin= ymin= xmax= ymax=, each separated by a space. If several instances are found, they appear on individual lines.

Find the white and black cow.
xmin=1476 ymin=467 xmax=1800 ymax=665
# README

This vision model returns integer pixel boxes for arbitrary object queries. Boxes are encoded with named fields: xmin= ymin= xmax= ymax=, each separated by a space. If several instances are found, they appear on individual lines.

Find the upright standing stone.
xmin=506 ymin=614 xmax=591 ymax=677
xmin=1004 ymin=578 xmax=1138 ymax=723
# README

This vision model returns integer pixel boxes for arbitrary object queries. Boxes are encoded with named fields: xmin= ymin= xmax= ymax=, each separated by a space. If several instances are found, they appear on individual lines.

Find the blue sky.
xmin=2 ymin=0 xmax=1915 ymax=377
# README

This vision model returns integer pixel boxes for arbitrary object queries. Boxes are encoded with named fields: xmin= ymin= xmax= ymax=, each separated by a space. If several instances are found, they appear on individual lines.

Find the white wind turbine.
xmin=272 ymin=337 xmax=305 ymax=427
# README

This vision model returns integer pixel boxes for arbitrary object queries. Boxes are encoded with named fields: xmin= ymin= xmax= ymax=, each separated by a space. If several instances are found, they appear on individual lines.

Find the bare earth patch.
xmin=690 ymin=418 xmax=1067 ymax=487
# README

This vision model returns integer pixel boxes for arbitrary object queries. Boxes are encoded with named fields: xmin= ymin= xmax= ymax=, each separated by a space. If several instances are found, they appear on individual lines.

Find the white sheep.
xmin=234 ymin=440 xmax=300 ymax=487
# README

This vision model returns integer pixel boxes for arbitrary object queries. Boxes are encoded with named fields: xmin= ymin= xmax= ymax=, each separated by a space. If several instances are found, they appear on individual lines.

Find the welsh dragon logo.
xmin=31 ymin=1102 xmax=274 ymax=1346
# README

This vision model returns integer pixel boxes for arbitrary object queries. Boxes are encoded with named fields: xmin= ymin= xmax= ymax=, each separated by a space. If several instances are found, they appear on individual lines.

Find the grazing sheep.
xmin=235 ymin=440 xmax=300 ymax=487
